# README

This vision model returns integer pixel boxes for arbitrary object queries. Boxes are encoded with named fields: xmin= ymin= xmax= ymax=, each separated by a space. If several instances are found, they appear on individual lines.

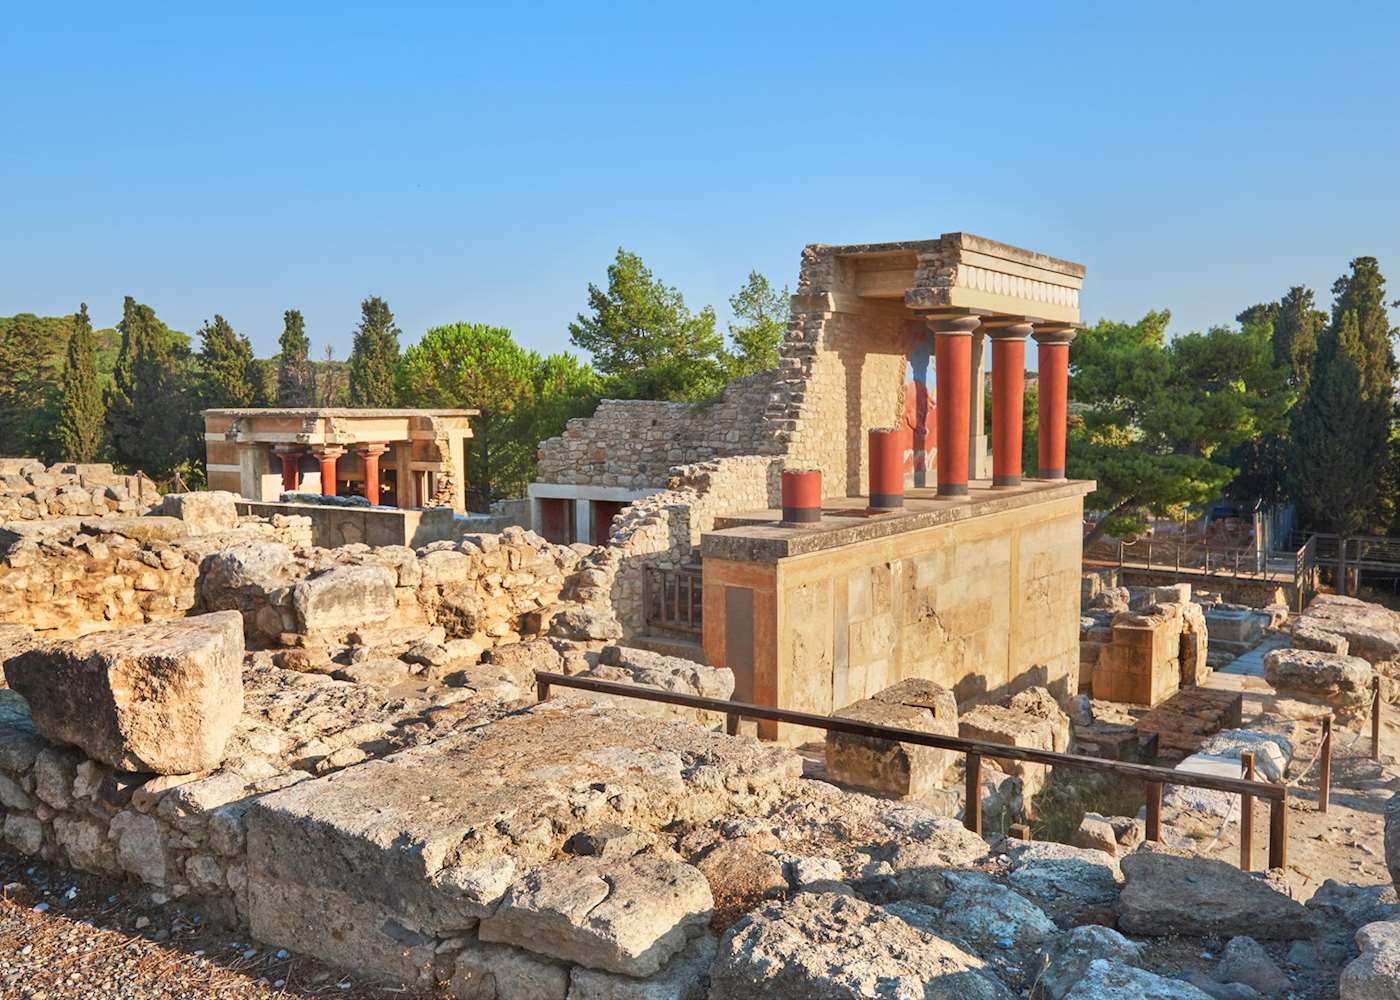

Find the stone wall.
xmin=562 ymin=456 xmax=776 ymax=636
xmin=0 ymin=459 xmax=159 ymax=521
xmin=1080 ymin=585 xmax=1210 ymax=706
xmin=535 ymin=372 xmax=781 ymax=489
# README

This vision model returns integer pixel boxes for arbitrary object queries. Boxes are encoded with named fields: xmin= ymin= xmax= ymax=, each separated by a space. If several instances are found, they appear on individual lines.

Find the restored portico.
xmin=202 ymin=408 xmax=477 ymax=514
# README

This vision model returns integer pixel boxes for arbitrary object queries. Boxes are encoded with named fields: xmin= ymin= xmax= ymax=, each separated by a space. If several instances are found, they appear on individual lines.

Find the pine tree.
xmin=1271 ymin=286 xmax=1325 ymax=390
xmin=55 ymin=304 xmax=105 ymax=462
xmin=726 ymin=270 xmax=788 ymax=377
xmin=277 ymin=309 xmax=316 ymax=405
xmin=196 ymin=315 xmax=258 ymax=408
xmin=1291 ymin=308 xmax=1391 ymax=535
xmin=348 ymin=297 xmax=401 ymax=407
xmin=0 ymin=313 xmax=58 ymax=458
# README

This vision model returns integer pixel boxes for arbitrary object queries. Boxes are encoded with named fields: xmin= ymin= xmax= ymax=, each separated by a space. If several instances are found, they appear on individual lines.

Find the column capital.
xmin=272 ymin=444 xmax=304 ymax=456
xmin=1032 ymin=323 xmax=1080 ymax=346
xmin=983 ymin=317 xmax=1035 ymax=341
xmin=925 ymin=312 xmax=985 ymax=335
xmin=354 ymin=442 xmax=389 ymax=458
xmin=311 ymin=445 xmax=346 ymax=457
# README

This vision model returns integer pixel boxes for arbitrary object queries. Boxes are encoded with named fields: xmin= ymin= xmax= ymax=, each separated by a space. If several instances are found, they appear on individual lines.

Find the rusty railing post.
xmin=1268 ymin=787 xmax=1288 ymax=870
xmin=964 ymin=753 xmax=983 ymax=835
xmin=536 ymin=676 xmax=551 ymax=702
xmin=1145 ymin=781 xmax=1162 ymax=842
xmin=1319 ymin=716 xmax=1332 ymax=814
xmin=1008 ymin=823 xmax=1032 ymax=841
xmin=1239 ymin=751 xmax=1255 ymax=870
xmin=1373 ymin=675 xmax=1384 ymax=761
xmin=725 ymin=712 xmax=740 ymax=737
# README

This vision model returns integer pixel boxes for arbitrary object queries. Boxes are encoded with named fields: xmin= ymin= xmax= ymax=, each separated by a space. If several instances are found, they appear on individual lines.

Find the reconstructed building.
xmin=202 ymin=408 xmax=477 ymax=514
xmin=539 ymin=233 xmax=1094 ymax=737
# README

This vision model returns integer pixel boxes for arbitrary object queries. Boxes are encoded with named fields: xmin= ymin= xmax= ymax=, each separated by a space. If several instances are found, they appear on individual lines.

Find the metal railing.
xmin=1085 ymin=536 xmax=1317 ymax=610
xmin=534 ymin=671 xmax=1324 ymax=871
xmin=643 ymin=563 xmax=703 ymax=635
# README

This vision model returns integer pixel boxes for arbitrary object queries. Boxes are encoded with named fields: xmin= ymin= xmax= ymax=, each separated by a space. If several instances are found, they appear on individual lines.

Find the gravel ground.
xmin=0 ymin=854 xmax=447 ymax=1000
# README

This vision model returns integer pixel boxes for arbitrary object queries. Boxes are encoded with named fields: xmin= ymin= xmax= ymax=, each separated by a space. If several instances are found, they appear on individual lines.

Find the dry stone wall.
xmin=0 ymin=459 xmax=159 ymax=521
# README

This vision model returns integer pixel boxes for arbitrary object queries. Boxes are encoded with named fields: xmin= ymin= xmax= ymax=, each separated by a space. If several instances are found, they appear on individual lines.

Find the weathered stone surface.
xmin=1341 ymin=921 xmax=1400 ymax=1000
xmin=1297 ymin=595 xmax=1400 ymax=664
xmin=1072 ymin=812 xmax=1118 ymax=855
xmin=1040 ymin=925 xmax=1144 ymax=1000
xmin=4 ymin=611 xmax=244 ymax=773
xmin=558 ymin=646 xmax=736 ymax=730
xmin=293 ymin=564 xmax=396 ymax=633
xmin=1215 ymin=935 xmax=1288 ymax=996
xmin=708 ymin=893 xmax=1013 ymax=1000
xmin=479 ymin=856 xmax=712 ymax=976
xmin=1003 ymin=841 xmax=1121 ymax=925
xmin=549 ymin=606 xmax=623 ymax=642
xmin=1060 ymin=960 xmax=1213 ymax=1000
xmin=1008 ymin=686 xmax=1071 ymax=753
xmin=1291 ymin=623 xmax=1350 ymax=655
xmin=1388 ymin=792 xmax=1400 ymax=896
xmin=449 ymin=940 xmax=569 ymax=1000
xmin=826 ymin=678 xmax=957 ymax=798
xmin=161 ymin=491 xmax=240 ymax=533
xmin=958 ymin=703 xmax=1053 ymax=798
xmin=565 ymin=932 xmax=715 ymax=1000
xmin=696 ymin=840 xmax=786 ymax=929
xmin=483 ymin=640 xmax=562 ymax=688
xmin=930 ymin=870 xmax=1056 ymax=952
xmin=1119 ymin=848 xmax=1310 ymax=939
xmin=246 ymin=703 xmax=799 ymax=971
xmin=1263 ymin=647 xmax=1372 ymax=706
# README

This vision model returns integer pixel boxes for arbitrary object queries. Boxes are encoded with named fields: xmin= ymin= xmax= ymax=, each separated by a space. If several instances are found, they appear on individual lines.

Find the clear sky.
xmin=4 ymin=3 xmax=1398 ymax=361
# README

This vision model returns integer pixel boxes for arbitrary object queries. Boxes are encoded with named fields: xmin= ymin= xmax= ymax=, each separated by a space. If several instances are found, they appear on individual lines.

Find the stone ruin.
xmin=0 ymin=458 xmax=158 ymax=522
xmin=3 ymin=476 xmax=1398 ymax=999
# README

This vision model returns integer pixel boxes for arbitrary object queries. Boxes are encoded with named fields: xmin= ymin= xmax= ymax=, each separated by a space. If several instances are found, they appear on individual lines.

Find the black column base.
xmin=992 ymin=474 xmax=1022 ymax=488
xmin=937 ymin=483 xmax=969 ymax=497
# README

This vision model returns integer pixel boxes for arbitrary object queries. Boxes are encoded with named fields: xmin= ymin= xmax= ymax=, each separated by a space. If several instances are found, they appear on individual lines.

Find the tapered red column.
xmin=313 ymin=447 xmax=344 ymax=497
xmin=1033 ymin=326 xmax=1077 ymax=480
xmin=273 ymin=445 xmax=303 ymax=493
xmin=357 ymin=443 xmax=387 ymax=505
xmin=988 ymin=322 xmax=1031 ymax=488
xmin=930 ymin=315 xmax=981 ymax=497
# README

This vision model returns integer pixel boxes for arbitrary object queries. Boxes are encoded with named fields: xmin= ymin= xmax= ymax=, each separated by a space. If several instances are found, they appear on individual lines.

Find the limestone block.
xmin=1342 ymin=921 xmax=1400 ymax=1000
xmin=1072 ymin=812 xmax=1119 ymax=856
xmin=4 ymin=611 xmax=244 ymax=774
xmin=1291 ymin=623 xmax=1350 ymax=655
xmin=825 ymin=682 xmax=957 ymax=798
xmin=3 ymin=813 xmax=43 ymax=855
xmin=160 ymin=491 xmax=239 ymax=534
xmin=293 ymin=564 xmax=396 ymax=633
xmin=957 ymin=704 xmax=1053 ymax=798
xmin=1118 ymin=847 xmax=1310 ymax=939
xmin=1263 ymin=648 xmax=1372 ymax=709
xmin=479 ymin=856 xmax=712 ymax=977
xmin=449 ymin=940 xmax=569 ymax=1000
xmin=565 ymin=932 xmax=716 ymax=1000
xmin=707 ymin=892 xmax=1011 ymax=1000
xmin=1008 ymin=686 xmax=1072 ymax=753
xmin=1059 ymin=960 xmax=1212 ymax=1000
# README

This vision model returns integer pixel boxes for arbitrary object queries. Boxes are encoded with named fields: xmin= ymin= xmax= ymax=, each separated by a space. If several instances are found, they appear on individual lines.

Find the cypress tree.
xmin=1329 ymin=256 xmax=1397 ymax=399
xmin=277 ymin=309 xmax=316 ymax=405
xmin=348 ymin=296 xmax=401 ymax=407
xmin=1292 ymin=308 xmax=1391 ymax=535
xmin=196 ymin=314 xmax=258 ymax=408
xmin=105 ymin=296 xmax=198 ymax=480
xmin=0 ymin=313 xmax=56 ymax=458
xmin=1272 ymin=286 xmax=1326 ymax=390
xmin=55 ymin=304 xmax=105 ymax=462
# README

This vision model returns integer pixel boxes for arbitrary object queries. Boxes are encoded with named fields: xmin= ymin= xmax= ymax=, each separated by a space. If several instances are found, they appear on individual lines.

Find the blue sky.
xmin=4 ymin=3 xmax=1398 ymax=362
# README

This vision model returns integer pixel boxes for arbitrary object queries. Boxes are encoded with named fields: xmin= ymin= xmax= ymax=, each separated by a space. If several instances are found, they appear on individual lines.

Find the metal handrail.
xmin=534 ymin=671 xmax=1297 ymax=870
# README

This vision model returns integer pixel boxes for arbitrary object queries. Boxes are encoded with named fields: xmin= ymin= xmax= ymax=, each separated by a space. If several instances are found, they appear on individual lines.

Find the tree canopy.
xmin=726 ymin=270 xmax=788 ymax=377
xmin=1070 ymin=310 xmax=1292 ymax=544
xmin=569 ymin=249 xmax=726 ymax=401
xmin=277 ymin=309 xmax=316 ymax=406
xmin=349 ymin=296 xmax=401 ymax=407
xmin=196 ymin=314 xmax=260 ymax=409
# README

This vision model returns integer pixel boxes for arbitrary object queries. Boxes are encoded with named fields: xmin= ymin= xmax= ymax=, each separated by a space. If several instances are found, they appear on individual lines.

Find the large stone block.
xmin=161 ymin=491 xmax=240 ymax=534
xmin=957 ymin=703 xmax=1053 ymax=798
xmin=1263 ymin=648 xmax=1372 ymax=708
xmin=825 ymin=678 xmax=958 ymax=798
xmin=1118 ymin=847 xmax=1310 ymax=939
xmin=479 ymin=856 xmax=711 ymax=977
xmin=4 ymin=611 xmax=244 ymax=774
xmin=292 ymin=564 xmax=397 ymax=633
xmin=1342 ymin=921 xmax=1400 ymax=1000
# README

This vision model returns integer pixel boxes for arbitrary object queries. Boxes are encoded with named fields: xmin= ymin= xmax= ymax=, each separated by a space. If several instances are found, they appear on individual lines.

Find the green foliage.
xmin=348 ymin=296 xmax=401 ymax=407
xmin=0 ymin=313 xmax=61 ymax=459
xmin=277 ymin=309 xmax=316 ymax=406
xmin=398 ymin=323 xmax=600 ymax=506
xmin=569 ymin=249 xmax=726 ymax=401
xmin=1071 ymin=310 xmax=1292 ymax=542
xmin=55 ymin=304 xmax=106 ymax=462
xmin=725 ymin=270 xmax=788 ymax=377
xmin=1329 ymin=256 xmax=1397 ymax=400
xmin=196 ymin=315 xmax=259 ymax=409
xmin=1272 ymin=287 xmax=1326 ymax=390
xmin=106 ymin=296 xmax=199 ymax=481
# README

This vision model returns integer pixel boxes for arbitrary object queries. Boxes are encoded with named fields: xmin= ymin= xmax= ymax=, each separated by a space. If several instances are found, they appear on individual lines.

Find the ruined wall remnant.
xmin=0 ymin=459 xmax=159 ymax=521
xmin=1080 ymin=584 xmax=1209 ymax=706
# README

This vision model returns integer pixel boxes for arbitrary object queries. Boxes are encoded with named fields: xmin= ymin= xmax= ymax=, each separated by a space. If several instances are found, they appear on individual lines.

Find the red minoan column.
xmin=930 ymin=314 xmax=981 ymax=497
xmin=273 ymin=445 xmax=303 ymax=493
xmin=780 ymin=468 xmax=822 ymax=524
xmin=1033 ymin=326 xmax=1077 ymax=480
xmin=357 ymin=443 xmax=387 ymax=505
xmin=313 ymin=447 xmax=344 ymax=497
xmin=868 ymin=428 xmax=904 ymax=509
xmin=988 ymin=322 xmax=1031 ymax=488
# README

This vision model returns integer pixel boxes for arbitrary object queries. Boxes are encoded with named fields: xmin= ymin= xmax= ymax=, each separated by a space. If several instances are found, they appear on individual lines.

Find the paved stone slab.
xmin=1118 ymin=847 xmax=1310 ymax=939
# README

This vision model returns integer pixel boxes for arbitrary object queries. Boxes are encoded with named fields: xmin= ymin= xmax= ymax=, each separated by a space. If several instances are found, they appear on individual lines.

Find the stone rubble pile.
xmin=0 ymin=459 xmax=159 ymax=521
xmin=1286 ymin=593 xmax=1400 ymax=710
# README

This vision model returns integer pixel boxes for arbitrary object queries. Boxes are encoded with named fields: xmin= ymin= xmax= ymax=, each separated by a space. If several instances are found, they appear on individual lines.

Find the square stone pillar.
xmin=968 ymin=330 xmax=989 ymax=481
